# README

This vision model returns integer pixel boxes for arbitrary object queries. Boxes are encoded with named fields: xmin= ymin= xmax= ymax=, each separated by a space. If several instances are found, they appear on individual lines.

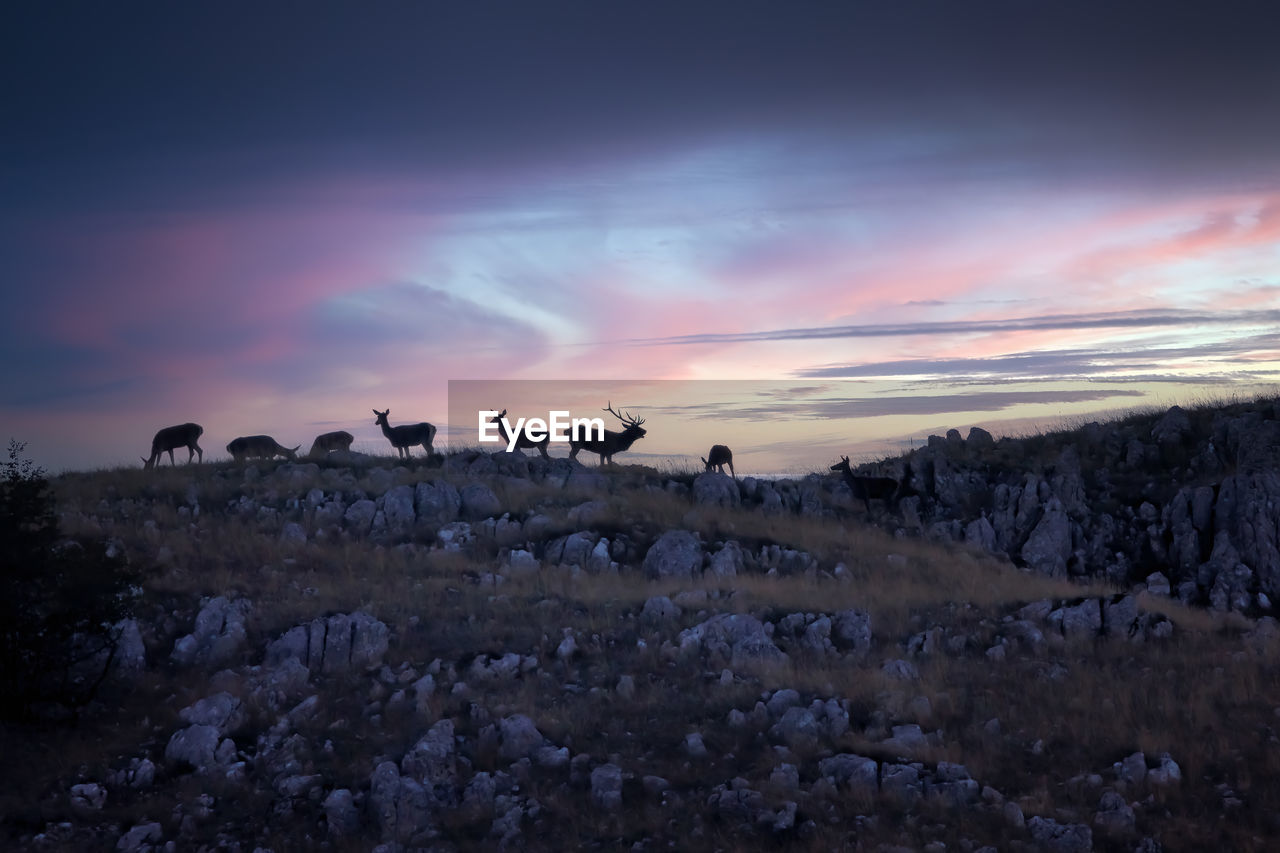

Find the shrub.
xmin=0 ymin=441 xmax=140 ymax=721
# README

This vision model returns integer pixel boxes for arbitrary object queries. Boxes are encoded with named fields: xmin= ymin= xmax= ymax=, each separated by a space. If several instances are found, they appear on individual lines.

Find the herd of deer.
xmin=141 ymin=404 xmax=915 ymax=516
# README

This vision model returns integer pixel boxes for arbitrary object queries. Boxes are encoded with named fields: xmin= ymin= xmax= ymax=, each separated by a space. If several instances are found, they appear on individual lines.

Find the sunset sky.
xmin=3 ymin=2 xmax=1279 ymax=472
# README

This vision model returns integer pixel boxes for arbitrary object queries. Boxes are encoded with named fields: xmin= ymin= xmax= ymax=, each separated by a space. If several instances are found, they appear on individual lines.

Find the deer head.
xmin=604 ymin=401 xmax=646 ymax=435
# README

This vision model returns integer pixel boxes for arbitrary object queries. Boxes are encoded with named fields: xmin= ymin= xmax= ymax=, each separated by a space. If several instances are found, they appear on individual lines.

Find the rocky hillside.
xmin=3 ymin=405 xmax=1280 ymax=851
xmin=878 ymin=396 xmax=1280 ymax=613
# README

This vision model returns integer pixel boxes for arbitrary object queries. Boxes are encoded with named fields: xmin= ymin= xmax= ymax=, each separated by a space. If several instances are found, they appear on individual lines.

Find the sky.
xmin=3 ymin=2 xmax=1279 ymax=472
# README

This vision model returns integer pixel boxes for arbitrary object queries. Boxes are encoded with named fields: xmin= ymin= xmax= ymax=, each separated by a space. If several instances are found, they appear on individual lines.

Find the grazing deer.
xmin=830 ymin=455 xmax=907 ymax=515
xmin=308 ymin=430 xmax=354 ymax=458
xmin=490 ymin=408 xmax=551 ymax=458
xmin=373 ymin=409 xmax=436 ymax=458
xmin=701 ymin=444 xmax=736 ymax=479
xmin=569 ymin=402 xmax=646 ymax=466
xmin=142 ymin=423 xmax=204 ymax=469
xmin=227 ymin=435 xmax=299 ymax=462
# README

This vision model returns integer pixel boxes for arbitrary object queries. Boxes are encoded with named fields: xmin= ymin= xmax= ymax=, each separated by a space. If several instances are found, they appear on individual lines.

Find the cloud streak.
xmin=797 ymin=332 xmax=1280 ymax=380
xmin=624 ymin=308 xmax=1280 ymax=347
xmin=673 ymin=389 xmax=1147 ymax=421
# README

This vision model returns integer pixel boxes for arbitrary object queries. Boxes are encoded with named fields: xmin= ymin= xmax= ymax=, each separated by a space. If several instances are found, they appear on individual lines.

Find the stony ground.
xmin=4 ymin=408 xmax=1280 ymax=851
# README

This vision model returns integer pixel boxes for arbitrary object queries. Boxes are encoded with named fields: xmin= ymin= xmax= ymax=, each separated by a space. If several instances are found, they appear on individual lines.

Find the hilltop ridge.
xmin=3 ymin=395 xmax=1280 ymax=851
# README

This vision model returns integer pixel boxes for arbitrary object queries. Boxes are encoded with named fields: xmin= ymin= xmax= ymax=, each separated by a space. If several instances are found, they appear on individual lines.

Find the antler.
xmin=603 ymin=401 xmax=645 ymax=427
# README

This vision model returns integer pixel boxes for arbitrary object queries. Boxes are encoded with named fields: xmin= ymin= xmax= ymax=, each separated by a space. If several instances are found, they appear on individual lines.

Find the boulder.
xmin=401 ymin=719 xmax=457 ymax=805
xmin=265 ymin=612 xmax=389 ymax=674
xmin=818 ymin=754 xmax=878 ymax=798
xmin=460 ymin=482 xmax=502 ymax=520
xmin=679 ymin=613 xmax=787 ymax=667
xmin=692 ymin=472 xmax=740 ymax=508
xmin=1027 ymin=816 xmax=1093 ymax=853
xmin=178 ymin=692 xmax=244 ymax=736
xmin=380 ymin=485 xmax=416 ymax=533
xmin=164 ymin=724 xmax=223 ymax=772
xmin=1022 ymin=498 xmax=1071 ymax=576
xmin=831 ymin=609 xmax=873 ymax=656
xmin=591 ymin=763 xmax=623 ymax=810
xmin=415 ymin=480 xmax=461 ymax=526
xmin=343 ymin=499 xmax=377 ymax=534
xmin=368 ymin=761 xmax=432 ymax=845
xmin=642 ymin=530 xmax=703 ymax=579
xmin=171 ymin=596 xmax=251 ymax=669
xmin=498 ymin=714 xmax=545 ymax=761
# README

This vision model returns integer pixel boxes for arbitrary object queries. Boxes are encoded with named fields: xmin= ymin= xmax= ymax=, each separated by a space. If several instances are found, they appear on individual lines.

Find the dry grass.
xmin=8 ymin=454 xmax=1280 ymax=850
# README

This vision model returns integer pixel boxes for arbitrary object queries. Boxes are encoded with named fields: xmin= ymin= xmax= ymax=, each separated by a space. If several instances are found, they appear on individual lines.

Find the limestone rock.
xmin=692 ymin=472 xmax=740 ymax=508
xmin=591 ymin=763 xmax=623 ymax=811
xmin=171 ymin=596 xmax=252 ymax=669
xmin=643 ymin=530 xmax=703 ymax=578
xmin=415 ymin=480 xmax=461 ymax=526
xmin=679 ymin=613 xmax=787 ymax=667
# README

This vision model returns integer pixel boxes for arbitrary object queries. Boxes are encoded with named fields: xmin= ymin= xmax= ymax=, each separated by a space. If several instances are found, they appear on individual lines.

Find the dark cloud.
xmin=6 ymin=1 xmax=1280 ymax=213
xmin=629 ymin=309 xmax=1280 ymax=347
xmin=797 ymin=333 xmax=1280 ymax=379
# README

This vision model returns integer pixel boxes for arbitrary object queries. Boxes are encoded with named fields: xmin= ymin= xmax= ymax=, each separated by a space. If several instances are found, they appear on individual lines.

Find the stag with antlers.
xmin=569 ymin=402 xmax=646 ymax=466
xmin=373 ymin=409 xmax=436 ymax=459
xmin=142 ymin=423 xmax=204 ymax=469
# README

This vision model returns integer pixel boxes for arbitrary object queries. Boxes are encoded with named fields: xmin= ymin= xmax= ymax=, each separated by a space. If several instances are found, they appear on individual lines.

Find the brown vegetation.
xmin=1 ymin=445 xmax=1277 ymax=850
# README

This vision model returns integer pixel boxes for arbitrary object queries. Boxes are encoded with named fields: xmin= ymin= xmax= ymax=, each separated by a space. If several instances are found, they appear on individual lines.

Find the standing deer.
xmin=830 ymin=455 xmax=908 ymax=515
xmin=308 ymin=430 xmax=354 ymax=458
xmin=701 ymin=444 xmax=736 ymax=479
xmin=490 ymin=408 xmax=550 ymax=458
xmin=373 ymin=409 xmax=436 ymax=458
xmin=142 ymin=423 xmax=204 ymax=469
xmin=227 ymin=435 xmax=299 ymax=462
xmin=569 ymin=402 xmax=646 ymax=466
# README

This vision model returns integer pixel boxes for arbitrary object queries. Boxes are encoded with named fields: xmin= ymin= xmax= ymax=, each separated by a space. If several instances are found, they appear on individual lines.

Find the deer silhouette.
xmin=308 ymin=430 xmax=354 ymax=458
xmin=227 ymin=435 xmax=299 ymax=462
xmin=490 ymin=408 xmax=551 ymax=458
xmin=142 ymin=423 xmax=204 ymax=469
xmin=569 ymin=402 xmax=646 ymax=466
xmin=373 ymin=409 xmax=436 ymax=458
xmin=701 ymin=444 xmax=735 ymax=479
xmin=831 ymin=455 xmax=912 ymax=515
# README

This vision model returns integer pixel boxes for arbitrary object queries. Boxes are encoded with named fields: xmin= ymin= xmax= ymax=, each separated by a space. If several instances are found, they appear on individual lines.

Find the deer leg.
xmin=194 ymin=444 xmax=203 ymax=464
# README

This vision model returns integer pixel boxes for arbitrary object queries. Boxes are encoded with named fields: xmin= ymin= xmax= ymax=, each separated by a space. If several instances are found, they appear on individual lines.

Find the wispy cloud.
xmin=649 ymin=388 xmax=1147 ymax=421
xmin=796 ymin=332 xmax=1280 ymax=380
xmin=623 ymin=308 xmax=1280 ymax=347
